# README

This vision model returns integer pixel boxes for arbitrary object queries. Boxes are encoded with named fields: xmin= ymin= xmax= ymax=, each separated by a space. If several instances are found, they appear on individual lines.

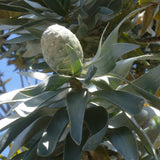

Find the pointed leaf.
xmin=23 ymin=141 xmax=38 ymax=160
xmin=64 ymin=130 xmax=89 ymax=160
xmin=43 ymin=0 xmax=67 ymax=16
xmin=83 ymin=106 xmax=108 ymax=150
xmin=92 ymin=80 xmax=144 ymax=115
xmin=93 ymin=43 xmax=140 ymax=76
xmin=122 ymin=65 xmax=160 ymax=95
xmin=66 ymin=44 xmax=82 ymax=75
xmin=21 ymin=75 xmax=71 ymax=96
xmin=111 ymin=54 xmax=160 ymax=81
xmin=115 ymin=74 xmax=160 ymax=111
xmin=66 ymin=89 xmax=88 ymax=145
xmin=37 ymin=109 xmax=69 ymax=157
xmin=7 ymin=116 xmax=51 ymax=160
xmin=24 ymin=0 xmax=48 ymax=11
xmin=0 ymin=89 xmax=29 ymax=105
xmin=84 ymin=65 xmax=97 ymax=84
xmin=13 ymin=91 xmax=63 ymax=117
xmin=0 ymin=114 xmax=20 ymax=131
xmin=0 ymin=107 xmax=55 ymax=153
xmin=107 ymin=127 xmax=139 ymax=160
xmin=0 ymin=3 xmax=27 ymax=12
xmin=100 ymin=6 xmax=147 ymax=56
xmin=5 ymin=35 xmax=36 ymax=44
xmin=109 ymin=112 xmax=159 ymax=160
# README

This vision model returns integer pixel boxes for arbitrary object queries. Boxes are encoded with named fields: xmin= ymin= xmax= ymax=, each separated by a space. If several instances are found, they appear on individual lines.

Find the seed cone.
xmin=41 ymin=24 xmax=83 ymax=75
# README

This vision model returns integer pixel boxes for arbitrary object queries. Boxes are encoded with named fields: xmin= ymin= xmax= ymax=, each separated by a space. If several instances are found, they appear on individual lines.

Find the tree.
xmin=0 ymin=0 xmax=160 ymax=160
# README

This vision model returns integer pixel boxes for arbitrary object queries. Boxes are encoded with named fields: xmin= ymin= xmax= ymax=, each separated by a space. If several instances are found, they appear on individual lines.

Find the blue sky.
xmin=0 ymin=58 xmax=36 ymax=157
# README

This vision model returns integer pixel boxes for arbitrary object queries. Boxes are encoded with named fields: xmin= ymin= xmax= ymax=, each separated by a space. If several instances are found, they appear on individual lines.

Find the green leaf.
xmin=66 ymin=89 xmax=88 ymax=145
xmin=121 ymin=65 xmax=160 ymax=95
xmin=24 ymin=0 xmax=48 ymax=11
xmin=23 ymin=141 xmax=38 ymax=160
xmin=13 ymin=91 xmax=64 ymax=117
xmin=7 ymin=116 xmax=51 ymax=159
xmin=111 ymin=54 xmax=160 ymax=83
xmin=107 ymin=127 xmax=139 ymax=160
xmin=64 ymin=130 xmax=89 ymax=160
xmin=5 ymin=34 xmax=37 ymax=44
xmin=0 ymin=114 xmax=20 ymax=131
xmin=84 ymin=65 xmax=97 ymax=84
xmin=101 ymin=6 xmax=147 ymax=55
xmin=92 ymin=43 xmax=140 ymax=76
xmin=43 ymin=0 xmax=67 ymax=16
xmin=1 ymin=19 xmax=45 ymax=37
xmin=0 ymin=107 xmax=56 ymax=153
xmin=37 ymin=109 xmax=69 ymax=157
xmin=83 ymin=106 xmax=108 ymax=150
xmin=92 ymin=80 xmax=144 ymax=115
xmin=63 ymin=0 xmax=71 ymax=11
xmin=113 ymin=74 xmax=160 ymax=111
xmin=0 ymin=3 xmax=27 ymax=12
xmin=66 ymin=44 xmax=82 ymax=75
xmin=109 ymin=112 xmax=159 ymax=160
xmin=0 ymin=89 xmax=29 ymax=105
xmin=21 ymin=75 xmax=71 ymax=96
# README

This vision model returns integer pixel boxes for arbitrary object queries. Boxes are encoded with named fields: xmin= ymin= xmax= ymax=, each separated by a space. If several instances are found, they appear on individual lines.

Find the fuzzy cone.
xmin=41 ymin=24 xmax=83 ymax=75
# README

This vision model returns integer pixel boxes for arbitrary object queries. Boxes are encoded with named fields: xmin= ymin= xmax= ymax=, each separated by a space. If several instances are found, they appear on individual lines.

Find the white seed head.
xmin=41 ymin=24 xmax=83 ymax=74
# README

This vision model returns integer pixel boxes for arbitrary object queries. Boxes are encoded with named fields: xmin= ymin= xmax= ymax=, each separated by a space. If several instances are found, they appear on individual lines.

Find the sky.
xmin=0 ymin=58 xmax=36 ymax=157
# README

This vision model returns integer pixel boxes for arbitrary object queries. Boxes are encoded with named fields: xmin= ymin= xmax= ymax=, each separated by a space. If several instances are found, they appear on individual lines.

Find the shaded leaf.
xmin=37 ymin=109 xmax=69 ymax=157
xmin=43 ymin=0 xmax=67 ymax=16
xmin=92 ymin=80 xmax=144 ymax=115
xmin=64 ymin=129 xmax=89 ymax=160
xmin=83 ymin=106 xmax=108 ymax=150
xmin=107 ymin=127 xmax=139 ymax=160
xmin=66 ymin=88 xmax=88 ymax=144
xmin=24 ymin=0 xmax=48 ymax=10
xmin=23 ymin=141 xmax=38 ymax=160
xmin=109 ymin=112 xmax=159 ymax=160
xmin=114 ymin=73 xmax=160 ymax=111
xmin=0 ymin=3 xmax=27 ymax=12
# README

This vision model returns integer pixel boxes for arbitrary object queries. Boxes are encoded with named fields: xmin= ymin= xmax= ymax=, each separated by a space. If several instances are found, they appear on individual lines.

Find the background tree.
xmin=0 ymin=0 xmax=160 ymax=160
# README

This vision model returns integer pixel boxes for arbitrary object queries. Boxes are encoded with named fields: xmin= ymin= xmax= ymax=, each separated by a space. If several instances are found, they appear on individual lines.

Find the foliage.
xmin=0 ymin=0 xmax=160 ymax=160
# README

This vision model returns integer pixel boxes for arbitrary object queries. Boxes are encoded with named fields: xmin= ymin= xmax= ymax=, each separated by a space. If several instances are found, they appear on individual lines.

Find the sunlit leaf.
xmin=7 ymin=116 xmax=51 ymax=159
xmin=5 ymin=34 xmax=36 ymax=44
xmin=21 ymin=75 xmax=71 ymax=96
